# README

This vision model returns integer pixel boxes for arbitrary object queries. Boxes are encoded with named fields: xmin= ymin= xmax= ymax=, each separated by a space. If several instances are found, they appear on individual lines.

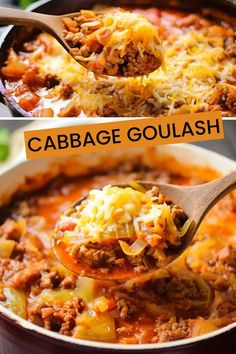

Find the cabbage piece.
xmin=90 ymin=296 xmax=110 ymax=312
xmin=0 ymin=240 xmax=16 ymax=258
xmin=177 ymin=218 xmax=193 ymax=237
xmin=73 ymin=310 xmax=116 ymax=342
xmin=31 ymin=278 xmax=97 ymax=307
xmin=192 ymin=318 xmax=218 ymax=336
xmin=1 ymin=287 xmax=27 ymax=319
xmin=74 ymin=277 xmax=97 ymax=303
xmin=119 ymin=239 xmax=147 ymax=256
xmin=128 ymin=181 xmax=146 ymax=193
xmin=32 ymin=289 xmax=74 ymax=306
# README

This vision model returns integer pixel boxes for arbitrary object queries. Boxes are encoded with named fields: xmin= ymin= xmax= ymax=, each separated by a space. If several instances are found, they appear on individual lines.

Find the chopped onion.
xmin=0 ymin=240 xmax=16 ymax=258
xmin=119 ymin=239 xmax=147 ymax=256
xmin=128 ymin=181 xmax=146 ymax=193
xmin=177 ymin=218 xmax=193 ymax=237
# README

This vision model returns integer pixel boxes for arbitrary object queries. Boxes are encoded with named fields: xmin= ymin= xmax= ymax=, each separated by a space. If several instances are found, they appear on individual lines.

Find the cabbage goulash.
xmin=54 ymin=184 xmax=191 ymax=279
xmin=62 ymin=9 xmax=163 ymax=77
xmin=0 ymin=155 xmax=236 ymax=344
xmin=1 ymin=7 xmax=236 ymax=117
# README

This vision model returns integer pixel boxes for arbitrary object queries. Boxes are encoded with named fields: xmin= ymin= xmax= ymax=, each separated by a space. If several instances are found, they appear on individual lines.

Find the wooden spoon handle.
xmin=0 ymin=7 xmax=50 ymax=31
xmin=193 ymin=170 xmax=236 ymax=223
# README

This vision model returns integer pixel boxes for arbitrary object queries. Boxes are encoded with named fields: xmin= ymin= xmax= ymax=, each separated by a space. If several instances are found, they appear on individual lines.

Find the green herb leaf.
xmin=19 ymin=0 xmax=36 ymax=9
xmin=0 ymin=128 xmax=10 ymax=161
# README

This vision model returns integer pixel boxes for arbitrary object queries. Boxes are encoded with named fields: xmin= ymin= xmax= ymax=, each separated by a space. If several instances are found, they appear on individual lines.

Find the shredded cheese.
xmin=34 ymin=19 xmax=235 ymax=116
xmin=58 ymin=185 xmax=190 ymax=248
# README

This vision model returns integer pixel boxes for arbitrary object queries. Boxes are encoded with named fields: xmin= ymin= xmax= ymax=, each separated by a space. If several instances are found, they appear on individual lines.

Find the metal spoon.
xmin=0 ymin=6 xmax=162 ymax=77
xmin=54 ymin=170 xmax=236 ymax=280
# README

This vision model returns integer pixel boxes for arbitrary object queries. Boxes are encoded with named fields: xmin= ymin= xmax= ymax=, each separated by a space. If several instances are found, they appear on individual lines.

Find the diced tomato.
xmin=60 ymin=222 xmax=76 ymax=232
xmin=18 ymin=93 xmax=40 ymax=112
xmin=2 ymin=61 xmax=27 ymax=81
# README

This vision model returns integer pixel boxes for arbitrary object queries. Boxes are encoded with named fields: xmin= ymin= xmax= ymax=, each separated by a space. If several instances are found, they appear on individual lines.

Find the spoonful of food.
xmin=0 ymin=7 xmax=163 ymax=77
xmin=53 ymin=171 xmax=236 ymax=280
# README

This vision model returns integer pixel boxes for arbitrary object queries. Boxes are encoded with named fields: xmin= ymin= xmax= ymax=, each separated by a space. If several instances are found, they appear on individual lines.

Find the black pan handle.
xmin=0 ymin=91 xmax=6 ymax=105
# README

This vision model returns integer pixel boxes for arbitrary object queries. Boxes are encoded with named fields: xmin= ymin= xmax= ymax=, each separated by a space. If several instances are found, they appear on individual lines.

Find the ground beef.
xmin=45 ymin=74 xmax=60 ymax=89
xmin=217 ymin=301 xmax=236 ymax=317
xmin=226 ymin=43 xmax=236 ymax=58
xmin=22 ymin=65 xmax=45 ymax=88
xmin=122 ymin=49 xmax=161 ymax=77
xmin=208 ymin=84 xmax=236 ymax=114
xmin=155 ymin=277 xmax=204 ymax=301
xmin=39 ymin=271 xmax=77 ymax=290
xmin=0 ymin=219 xmax=22 ymax=242
xmin=102 ymin=105 xmax=118 ymax=117
xmin=171 ymin=205 xmax=188 ymax=228
xmin=155 ymin=318 xmax=190 ymax=342
xmin=39 ymin=270 xmax=61 ymax=289
xmin=0 ymin=259 xmax=24 ymax=282
xmin=70 ymin=243 xmax=119 ymax=268
xmin=117 ymin=298 xmax=139 ymax=320
xmin=60 ymin=84 xmax=73 ymax=100
xmin=145 ymin=186 xmax=187 ymax=228
xmin=7 ymin=262 xmax=43 ymax=289
xmin=146 ymin=274 xmax=212 ymax=316
xmin=60 ymin=276 xmax=75 ymax=289
xmin=28 ymin=297 xmax=84 ymax=335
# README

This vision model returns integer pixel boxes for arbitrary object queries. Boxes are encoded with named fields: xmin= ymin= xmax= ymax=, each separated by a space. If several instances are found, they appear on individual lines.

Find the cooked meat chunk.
xmin=9 ymin=263 xmax=43 ymax=289
xmin=60 ymin=276 xmax=76 ymax=289
xmin=28 ymin=297 xmax=84 ymax=335
xmin=39 ymin=270 xmax=61 ymax=289
xmin=226 ymin=43 xmax=236 ymax=58
xmin=171 ymin=205 xmax=188 ymax=228
xmin=70 ymin=243 xmax=118 ymax=268
xmin=45 ymin=74 xmax=60 ymax=89
xmin=208 ymin=84 xmax=236 ymax=114
xmin=155 ymin=318 xmax=190 ymax=342
xmin=0 ymin=219 xmax=22 ymax=241
xmin=102 ymin=105 xmax=118 ymax=117
xmin=156 ymin=277 xmax=203 ymax=300
xmin=117 ymin=298 xmax=138 ymax=320
xmin=22 ymin=65 xmax=45 ymax=88
xmin=60 ymin=84 xmax=73 ymax=100
xmin=216 ymin=301 xmax=236 ymax=317
xmin=122 ymin=50 xmax=161 ymax=77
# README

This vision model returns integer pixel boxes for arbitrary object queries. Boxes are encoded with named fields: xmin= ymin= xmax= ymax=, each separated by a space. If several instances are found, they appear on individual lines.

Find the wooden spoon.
xmin=54 ymin=170 xmax=236 ymax=280
xmin=0 ymin=7 xmax=162 ymax=77
xmin=0 ymin=7 xmax=84 ymax=65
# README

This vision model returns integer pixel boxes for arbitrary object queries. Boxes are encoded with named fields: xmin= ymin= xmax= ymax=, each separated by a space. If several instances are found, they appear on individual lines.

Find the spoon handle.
xmin=194 ymin=170 xmax=236 ymax=223
xmin=0 ymin=7 xmax=49 ymax=31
